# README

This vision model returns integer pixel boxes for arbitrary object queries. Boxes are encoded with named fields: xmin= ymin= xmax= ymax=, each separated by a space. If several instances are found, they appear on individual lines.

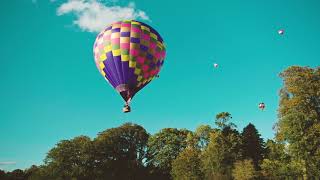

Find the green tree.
xmin=195 ymin=125 xmax=213 ymax=150
xmin=171 ymin=147 xmax=203 ymax=180
xmin=24 ymin=165 xmax=39 ymax=179
xmin=232 ymin=159 xmax=257 ymax=180
xmin=27 ymin=165 xmax=53 ymax=180
xmin=93 ymin=123 xmax=149 ymax=180
xmin=186 ymin=132 xmax=198 ymax=149
xmin=186 ymin=125 xmax=213 ymax=150
xmin=147 ymin=128 xmax=190 ymax=180
xmin=215 ymin=112 xmax=235 ymax=129
xmin=241 ymin=123 xmax=265 ymax=170
xmin=201 ymin=127 xmax=241 ymax=179
xmin=277 ymin=66 xmax=320 ymax=178
xmin=261 ymin=140 xmax=304 ymax=179
xmin=44 ymin=135 xmax=93 ymax=180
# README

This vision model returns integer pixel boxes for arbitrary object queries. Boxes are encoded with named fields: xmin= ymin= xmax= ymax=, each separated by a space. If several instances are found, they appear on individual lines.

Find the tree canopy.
xmin=146 ymin=128 xmax=190 ymax=179
xmin=232 ymin=159 xmax=257 ymax=180
xmin=171 ymin=147 xmax=203 ymax=180
xmin=277 ymin=66 xmax=320 ymax=178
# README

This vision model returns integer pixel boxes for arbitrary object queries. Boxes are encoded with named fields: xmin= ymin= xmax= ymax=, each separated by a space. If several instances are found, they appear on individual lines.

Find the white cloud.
xmin=57 ymin=0 xmax=150 ymax=33
xmin=0 ymin=162 xmax=16 ymax=165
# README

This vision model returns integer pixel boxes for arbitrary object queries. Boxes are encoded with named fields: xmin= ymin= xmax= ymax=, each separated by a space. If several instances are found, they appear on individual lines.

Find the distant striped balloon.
xmin=278 ymin=29 xmax=284 ymax=35
xmin=93 ymin=20 xmax=166 ymax=112
xmin=259 ymin=103 xmax=265 ymax=111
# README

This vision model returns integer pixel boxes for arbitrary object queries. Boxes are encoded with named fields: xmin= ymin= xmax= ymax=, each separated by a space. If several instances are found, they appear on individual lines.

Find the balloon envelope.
xmin=93 ymin=20 xmax=166 ymax=103
xmin=259 ymin=103 xmax=265 ymax=110
xmin=278 ymin=29 xmax=284 ymax=35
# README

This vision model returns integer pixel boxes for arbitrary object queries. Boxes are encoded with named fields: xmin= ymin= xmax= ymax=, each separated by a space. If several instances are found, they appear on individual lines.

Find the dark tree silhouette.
xmin=93 ymin=123 xmax=150 ymax=180
xmin=241 ymin=123 xmax=265 ymax=170
xmin=0 ymin=170 xmax=7 ymax=179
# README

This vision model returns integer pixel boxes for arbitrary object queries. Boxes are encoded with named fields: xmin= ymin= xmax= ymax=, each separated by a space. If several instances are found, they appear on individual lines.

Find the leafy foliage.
xmin=201 ymin=126 xmax=241 ymax=179
xmin=194 ymin=125 xmax=213 ymax=150
xmin=186 ymin=125 xmax=213 ymax=150
xmin=146 ymin=128 xmax=190 ymax=179
xmin=171 ymin=147 xmax=203 ymax=180
xmin=232 ymin=159 xmax=257 ymax=180
xmin=278 ymin=66 xmax=320 ymax=178
xmin=261 ymin=140 xmax=304 ymax=179
xmin=215 ymin=112 xmax=235 ymax=129
xmin=92 ymin=123 xmax=149 ymax=179
xmin=44 ymin=136 xmax=93 ymax=179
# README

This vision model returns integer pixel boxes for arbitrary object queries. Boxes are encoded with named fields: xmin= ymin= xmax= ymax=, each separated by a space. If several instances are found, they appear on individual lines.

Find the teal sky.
xmin=1 ymin=0 xmax=320 ymax=171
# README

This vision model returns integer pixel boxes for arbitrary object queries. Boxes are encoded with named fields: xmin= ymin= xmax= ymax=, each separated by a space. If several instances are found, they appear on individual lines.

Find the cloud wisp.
xmin=57 ymin=0 xmax=150 ymax=33
xmin=0 ymin=162 xmax=16 ymax=165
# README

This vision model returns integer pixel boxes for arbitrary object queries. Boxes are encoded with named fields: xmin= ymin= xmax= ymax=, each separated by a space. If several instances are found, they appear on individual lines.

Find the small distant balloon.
xmin=259 ymin=103 xmax=265 ymax=111
xmin=213 ymin=63 xmax=219 ymax=68
xmin=278 ymin=29 xmax=284 ymax=35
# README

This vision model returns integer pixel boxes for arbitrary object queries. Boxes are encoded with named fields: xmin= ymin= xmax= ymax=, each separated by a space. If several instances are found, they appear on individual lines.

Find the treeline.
xmin=1 ymin=66 xmax=319 ymax=180
xmin=0 ymin=120 xmax=295 ymax=180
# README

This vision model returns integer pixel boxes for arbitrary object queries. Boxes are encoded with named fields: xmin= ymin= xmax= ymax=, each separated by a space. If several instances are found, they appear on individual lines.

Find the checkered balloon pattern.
xmin=93 ymin=20 xmax=166 ymax=102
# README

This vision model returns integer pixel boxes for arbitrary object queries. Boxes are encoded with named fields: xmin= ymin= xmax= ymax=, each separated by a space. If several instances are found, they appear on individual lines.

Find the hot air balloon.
xmin=278 ymin=29 xmax=284 ymax=35
xmin=93 ymin=20 xmax=166 ymax=113
xmin=259 ymin=103 xmax=265 ymax=111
